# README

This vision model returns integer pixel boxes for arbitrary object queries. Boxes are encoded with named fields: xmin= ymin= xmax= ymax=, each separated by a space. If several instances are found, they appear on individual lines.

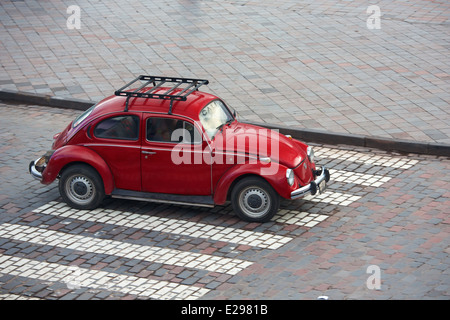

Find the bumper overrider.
xmin=291 ymin=166 xmax=330 ymax=199
xmin=29 ymin=151 xmax=54 ymax=180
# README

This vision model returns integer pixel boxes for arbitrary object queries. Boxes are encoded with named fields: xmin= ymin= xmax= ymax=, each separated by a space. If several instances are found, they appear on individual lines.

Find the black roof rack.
xmin=114 ymin=75 xmax=209 ymax=113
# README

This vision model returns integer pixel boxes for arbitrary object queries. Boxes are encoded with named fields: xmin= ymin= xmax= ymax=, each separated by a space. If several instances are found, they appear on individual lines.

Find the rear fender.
xmin=41 ymin=145 xmax=115 ymax=194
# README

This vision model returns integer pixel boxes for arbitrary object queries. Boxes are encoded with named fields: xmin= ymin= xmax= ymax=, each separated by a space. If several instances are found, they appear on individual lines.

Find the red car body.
xmin=30 ymin=76 xmax=330 ymax=222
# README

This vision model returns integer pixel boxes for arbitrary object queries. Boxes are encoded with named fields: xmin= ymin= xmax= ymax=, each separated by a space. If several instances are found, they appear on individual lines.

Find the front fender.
xmin=41 ymin=145 xmax=115 ymax=194
xmin=213 ymin=161 xmax=294 ymax=205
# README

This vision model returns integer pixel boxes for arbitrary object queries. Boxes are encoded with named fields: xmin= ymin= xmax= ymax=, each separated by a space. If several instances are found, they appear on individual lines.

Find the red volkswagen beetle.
xmin=29 ymin=76 xmax=330 ymax=222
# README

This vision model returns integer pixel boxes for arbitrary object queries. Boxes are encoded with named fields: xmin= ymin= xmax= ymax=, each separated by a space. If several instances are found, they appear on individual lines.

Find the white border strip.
xmin=0 ymin=255 xmax=209 ymax=300
xmin=0 ymin=223 xmax=252 ymax=275
xmin=33 ymin=202 xmax=293 ymax=250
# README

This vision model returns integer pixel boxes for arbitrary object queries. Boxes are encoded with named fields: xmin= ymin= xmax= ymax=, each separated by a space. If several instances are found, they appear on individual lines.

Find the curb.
xmin=248 ymin=121 xmax=450 ymax=157
xmin=1 ymin=88 xmax=449 ymax=157
xmin=0 ymin=88 xmax=93 ymax=111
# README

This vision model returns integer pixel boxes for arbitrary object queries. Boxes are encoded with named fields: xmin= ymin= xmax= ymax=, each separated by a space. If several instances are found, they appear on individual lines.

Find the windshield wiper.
xmin=216 ymin=118 xmax=233 ymax=133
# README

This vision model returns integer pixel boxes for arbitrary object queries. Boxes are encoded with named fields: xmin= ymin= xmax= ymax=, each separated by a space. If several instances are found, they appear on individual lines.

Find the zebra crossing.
xmin=0 ymin=255 xmax=209 ymax=300
xmin=0 ymin=146 xmax=418 ymax=300
xmin=0 ymin=223 xmax=253 ymax=275
xmin=35 ymin=203 xmax=293 ymax=250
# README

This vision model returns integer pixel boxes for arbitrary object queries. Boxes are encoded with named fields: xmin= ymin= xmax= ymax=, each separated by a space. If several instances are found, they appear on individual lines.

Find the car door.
xmin=86 ymin=112 xmax=142 ymax=191
xmin=141 ymin=114 xmax=212 ymax=195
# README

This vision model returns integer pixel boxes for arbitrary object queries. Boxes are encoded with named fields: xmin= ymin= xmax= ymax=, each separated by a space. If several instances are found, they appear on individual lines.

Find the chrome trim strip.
xmin=111 ymin=194 xmax=215 ymax=208
xmin=293 ymin=157 xmax=306 ymax=170
xmin=83 ymin=143 xmax=140 ymax=149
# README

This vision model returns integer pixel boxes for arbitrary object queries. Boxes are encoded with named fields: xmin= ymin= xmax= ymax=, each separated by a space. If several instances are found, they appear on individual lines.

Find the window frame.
xmin=145 ymin=116 xmax=202 ymax=145
xmin=72 ymin=104 xmax=96 ymax=128
xmin=198 ymin=99 xmax=234 ymax=140
xmin=93 ymin=114 xmax=140 ymax=141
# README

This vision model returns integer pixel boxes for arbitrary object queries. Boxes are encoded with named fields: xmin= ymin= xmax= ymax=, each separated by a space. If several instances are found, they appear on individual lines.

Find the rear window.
xmin=72 ymin=104 xmax=96 ymax=128
xmin=94 ymin=115 xmax=139 ymax=140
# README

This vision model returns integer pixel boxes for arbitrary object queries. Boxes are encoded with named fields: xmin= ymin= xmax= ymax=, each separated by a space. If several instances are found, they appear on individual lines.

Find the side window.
xmin=146 ymin=118 xmax=201 ymax=144
xmin=94 ymin=115 xmax=139 ymax=140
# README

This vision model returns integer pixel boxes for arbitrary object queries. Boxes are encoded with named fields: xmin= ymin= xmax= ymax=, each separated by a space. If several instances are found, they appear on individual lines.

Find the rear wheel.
xmin=231 ymin=177 xmax=280 ymax=223
xmin=59 ymin=164 xmax=105 ymax=210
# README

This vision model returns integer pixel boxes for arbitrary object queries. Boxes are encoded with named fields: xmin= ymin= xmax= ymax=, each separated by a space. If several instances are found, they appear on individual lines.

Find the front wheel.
xmin=231 ymin=177 xmax=280 ymax=223
xmin=59 ymin=164 xmax=105 ymax=210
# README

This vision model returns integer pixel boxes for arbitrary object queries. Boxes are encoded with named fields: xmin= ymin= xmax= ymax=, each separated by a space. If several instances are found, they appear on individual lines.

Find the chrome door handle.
xmin=142 ymin=150 xmax=156 ymax=155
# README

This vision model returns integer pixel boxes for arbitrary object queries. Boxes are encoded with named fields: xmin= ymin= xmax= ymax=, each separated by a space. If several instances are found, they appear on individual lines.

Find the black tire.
xmin=59 ymin=164 xmax=105 ymax=210
xmin=231 ymin=177 xmax=280 ymax=223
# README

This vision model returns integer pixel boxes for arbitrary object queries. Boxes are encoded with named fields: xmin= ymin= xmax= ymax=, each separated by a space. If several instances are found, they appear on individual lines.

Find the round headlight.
xmin=307 ymin=146 xmax=315 ymax=163
xmin=286 ymin=169 xmax=294 ymax=186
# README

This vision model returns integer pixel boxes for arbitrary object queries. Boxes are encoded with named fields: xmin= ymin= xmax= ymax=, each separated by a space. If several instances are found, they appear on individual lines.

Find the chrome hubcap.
xmin=66 ymin=175 xmax=95 ymax=205
xmin=239 ymin=187 xmax=270 ymax=218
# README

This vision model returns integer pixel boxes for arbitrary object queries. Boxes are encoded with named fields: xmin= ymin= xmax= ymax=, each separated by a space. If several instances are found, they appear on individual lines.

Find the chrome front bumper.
xmin=291 ymin=166 xmax=330 ymax=199
xmin=29 ymin=158 xmax=43 ymax=180
xmin=29 ymin=150 xmax=54 ymax=181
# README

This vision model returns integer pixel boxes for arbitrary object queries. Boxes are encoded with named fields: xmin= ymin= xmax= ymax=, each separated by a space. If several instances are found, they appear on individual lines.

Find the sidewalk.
xmin=1 ymin=0 xmax=449 ymax=144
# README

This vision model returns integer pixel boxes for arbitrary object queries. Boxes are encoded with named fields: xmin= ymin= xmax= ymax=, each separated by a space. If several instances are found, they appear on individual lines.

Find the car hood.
xmin=212 ymin=122 xmax=307 ymax=168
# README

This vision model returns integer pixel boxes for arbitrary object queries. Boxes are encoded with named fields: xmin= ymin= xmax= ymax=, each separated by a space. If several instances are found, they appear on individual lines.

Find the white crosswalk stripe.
xmin=33 ymin=202 xmax=293 ymax=250
xmin=329 ymin=169 xmax=392 ymax=187
xmin=0 ymin=223 xmax=252 ymax=275
xmin=0 ymin=293 xmax=40 ymax=300
xmin=273 ymin=210 xmax=329 ymax=227
xmin=271 ymin=191 xmax=362 ymax=226
xmin=314 ymin=147 xmax=419 ymax=169
xmin=305 ymin=191 xmax=362 ymax=206
xmin=0 ymin=255 xmax=209 ymax=300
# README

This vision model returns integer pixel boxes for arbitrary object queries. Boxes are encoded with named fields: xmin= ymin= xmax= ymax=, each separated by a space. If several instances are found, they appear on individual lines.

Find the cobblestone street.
xmin=0 ymin=0 xmax=449 ymax=303
xmin=0 ymin=103 xmax=448 ymax=300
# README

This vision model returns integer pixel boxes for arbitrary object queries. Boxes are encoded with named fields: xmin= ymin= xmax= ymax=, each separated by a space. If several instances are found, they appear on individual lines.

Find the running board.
xmin=110 ymin=189 xmax=215 ymax=208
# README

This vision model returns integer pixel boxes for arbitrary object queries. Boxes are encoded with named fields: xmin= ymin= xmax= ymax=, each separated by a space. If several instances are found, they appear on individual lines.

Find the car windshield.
xmin=199 ymin=100 xmax=233 ymax=139
xmin=72 ymin=104 xmax=96 ymax=128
